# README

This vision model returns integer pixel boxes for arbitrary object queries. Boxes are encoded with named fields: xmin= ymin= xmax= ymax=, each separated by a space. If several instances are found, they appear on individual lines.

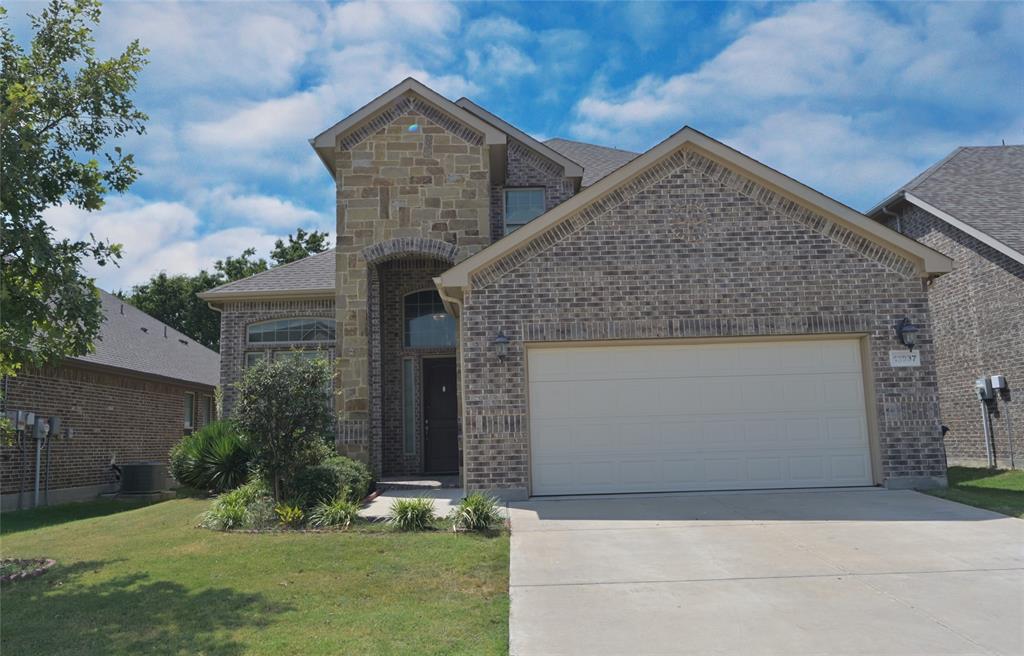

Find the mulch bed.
xmin=1 ymin=558 xmax=57 ymax=583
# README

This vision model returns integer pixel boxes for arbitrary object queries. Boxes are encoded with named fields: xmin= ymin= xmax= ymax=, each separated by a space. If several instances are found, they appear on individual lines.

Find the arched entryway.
xmin=363 ymin=239 xmax=460 ymax=478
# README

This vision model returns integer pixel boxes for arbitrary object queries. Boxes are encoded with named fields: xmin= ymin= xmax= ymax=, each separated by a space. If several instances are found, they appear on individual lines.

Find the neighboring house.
xmin=201 ymin=78 xmax=953 ymax=500
xmin=867 ymin=146 xmax=1024 ymax=469
xmin=1 ymin=290 xmax=219 ymax=510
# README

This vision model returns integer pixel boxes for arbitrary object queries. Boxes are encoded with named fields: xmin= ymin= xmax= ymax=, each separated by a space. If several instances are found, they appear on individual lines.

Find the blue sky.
xmin=9 ymin=0 xmax=1022 ymax=290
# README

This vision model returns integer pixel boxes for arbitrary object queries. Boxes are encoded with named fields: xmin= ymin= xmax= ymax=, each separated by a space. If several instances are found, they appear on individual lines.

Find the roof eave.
xmin=198 ymin=288 xmax=336 ymax=303
xmin=901 ymin=193 xmax=1024 ymax=266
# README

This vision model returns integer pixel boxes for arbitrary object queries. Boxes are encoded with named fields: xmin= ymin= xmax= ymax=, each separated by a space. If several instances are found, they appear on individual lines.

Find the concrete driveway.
xmin=508 ymin=488 xmax=1024 ymax=655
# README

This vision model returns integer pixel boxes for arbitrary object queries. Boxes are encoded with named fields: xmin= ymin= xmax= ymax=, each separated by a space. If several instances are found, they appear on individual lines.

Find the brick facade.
xmin=883 ymin=206 xmax=1024 ymax=467
xmin=216 ymin=297 xmax=336 ymax=418
xmin=1 ymin=363 xmax=213 ymax=509
xmin=376 ymin=258 xmax=456 ymax=476
xmin=459 ymin=146 xmax=946 ymax=496
xmin=489 ymin=139 xmax=577 ymax=242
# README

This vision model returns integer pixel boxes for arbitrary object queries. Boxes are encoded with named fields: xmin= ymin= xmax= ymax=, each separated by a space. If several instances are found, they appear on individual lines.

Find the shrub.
xmin=199 ymin=479 xmax=273 ymax=531
xmin=388 ymin=497 xmax=436 ymax=531
xmin=449 ymin=492 xmax=503 ymax=532
xmin=288 ymin=456 xmax=374 ymax=506
xmin=308 ymin=495 xmax=360 ymax=529
xmin=234 ymin=356 xmax=334 ymax=500
xmin=169 ymin=421 xmax=250 ymax=492
xmin=275 ymin=503 xmax=305 ymax=528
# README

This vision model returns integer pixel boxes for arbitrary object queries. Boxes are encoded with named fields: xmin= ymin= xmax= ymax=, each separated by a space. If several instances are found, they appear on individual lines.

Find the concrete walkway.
xmin=508 ymin=488 xmax=1024 ymax=655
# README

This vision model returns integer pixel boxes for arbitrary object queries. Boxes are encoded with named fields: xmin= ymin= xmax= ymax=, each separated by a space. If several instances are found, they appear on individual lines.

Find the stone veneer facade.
xmin=883 ymin=206 xmax=1024 ymax=468
xmin=331 ymin=100 xmax=493 ymax=464
xmin=459 ymin=146 xmax=947 ymax=497
xmin=1 ymin=362 xmax=213 ymax=510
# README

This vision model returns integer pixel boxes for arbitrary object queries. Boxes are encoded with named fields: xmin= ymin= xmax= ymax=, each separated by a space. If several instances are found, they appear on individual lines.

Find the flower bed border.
xmin=1 ymin=558 xmax=57 ymax=583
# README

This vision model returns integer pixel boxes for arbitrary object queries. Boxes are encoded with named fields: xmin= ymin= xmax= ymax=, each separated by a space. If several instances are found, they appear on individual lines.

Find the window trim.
xmin=246 ymin=317 xmax=336 ymax=345
xmin=402 ymin=358 xmax=416 ymax=455
xmin=184 ymin=392 xmax=195 ymax=430
xmin=403 ymin=289 xmax=456 ymax=349
xmin=503 ymin=187 xmax=546 ymax=234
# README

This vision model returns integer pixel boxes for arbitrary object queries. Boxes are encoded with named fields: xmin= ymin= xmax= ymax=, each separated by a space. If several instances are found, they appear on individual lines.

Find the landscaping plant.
xmin=198 ymin=479 xmax=274 ymax=530
xmin=274 ymin=503 xmax=305 ymax=528
xmin=388 ymin=497 xmax=437 ymax=531
xmin=289 ymin=455 xmax=374 ymax=506
xmin=169 ymin=421 xmax=250 ymax=492
xmin=233 ymin=356 xmax=334 ymax=500
xmin=449 ymin=492 xmax=503 ymax=532
xmin=308 ymin=494 xmax=360 ymax=529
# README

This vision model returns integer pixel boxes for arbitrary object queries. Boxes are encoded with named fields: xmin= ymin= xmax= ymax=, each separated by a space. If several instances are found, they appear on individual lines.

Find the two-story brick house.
xmin=201 ymin=78 xmax=953 ymax=499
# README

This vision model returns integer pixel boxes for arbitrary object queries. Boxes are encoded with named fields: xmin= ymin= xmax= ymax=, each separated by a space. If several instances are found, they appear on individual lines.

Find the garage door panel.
xmin=528 ymin=340 xmax=874 ymax=495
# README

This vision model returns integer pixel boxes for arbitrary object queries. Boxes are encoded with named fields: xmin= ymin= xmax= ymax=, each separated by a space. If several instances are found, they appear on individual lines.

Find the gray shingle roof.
xmin=897 ymin=145 xmax=1024 ymax=254
xmin=72 ymin=290 xmax=220 ymax=386
xmin=544 ymin=138 xmax=639 ymax=187
xmin=199 ymin=248 xmax=336 ymax=299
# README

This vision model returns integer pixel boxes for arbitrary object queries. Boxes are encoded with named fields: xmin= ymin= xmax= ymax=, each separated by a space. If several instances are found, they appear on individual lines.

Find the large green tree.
xmin=125 ymin=230 xmax=330 ymax=351
xmin=0 ymin=0 xmax=147 ymax=378
xmin=270 ymin=228 xmax=329 ymax=265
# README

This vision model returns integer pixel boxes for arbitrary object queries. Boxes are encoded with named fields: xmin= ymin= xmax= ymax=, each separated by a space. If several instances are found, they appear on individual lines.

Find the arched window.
xmin=404 ymin=291 xmax=455 ymax=347
xmin=247 ymin=318 xmax=335 ymax=344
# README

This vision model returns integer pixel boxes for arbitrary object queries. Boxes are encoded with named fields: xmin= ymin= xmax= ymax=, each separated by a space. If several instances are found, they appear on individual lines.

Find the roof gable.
xmin=310 ymin=78 xmax=507 ymax=178
xmin=437 ymin=127 xmax=952 ymax=297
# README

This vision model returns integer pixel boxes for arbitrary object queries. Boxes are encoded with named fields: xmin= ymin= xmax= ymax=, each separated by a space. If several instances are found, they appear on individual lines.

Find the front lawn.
xmin=0 ymin=498 xmax=509 ymax=655
xmin=925 ymin=466 xmax=1024 ymax=518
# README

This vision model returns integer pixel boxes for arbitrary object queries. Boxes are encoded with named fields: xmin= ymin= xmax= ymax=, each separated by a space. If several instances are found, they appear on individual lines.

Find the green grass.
xmin=925 ymin=466 xmax=1024 ymax=518
xmin=0 ymin=498 xmax=509 ymax=655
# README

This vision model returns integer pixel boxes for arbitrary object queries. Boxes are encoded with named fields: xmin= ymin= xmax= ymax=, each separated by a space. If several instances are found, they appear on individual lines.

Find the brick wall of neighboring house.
xmin=489 ymin=139 xmax=577 ymax=242
xmin=1 ymin=362 xmax=213 ymax=504
xmin=459 ymin=147 xmax=945 ymax=496
xmin=884 ymin=206 xmax=1024 ymax=467
xmin=376 ymin=258 xmax=455 ymax=476
xmin=216 ymin=297 xmax=336 ymax=418
xmin=332 ymin=100 xmax=492 ymax=463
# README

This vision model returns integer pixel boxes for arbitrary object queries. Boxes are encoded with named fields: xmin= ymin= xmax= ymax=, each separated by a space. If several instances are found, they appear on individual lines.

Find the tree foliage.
xmin=270 ymin=228 xmax=329 ymax=265
xmin=233 ymin=356 xmax=333 ymax=501
xmin=0 ymin=0 xmax=148 ymax=377
xmin=124 ymin=230 xmax=329 ymax=350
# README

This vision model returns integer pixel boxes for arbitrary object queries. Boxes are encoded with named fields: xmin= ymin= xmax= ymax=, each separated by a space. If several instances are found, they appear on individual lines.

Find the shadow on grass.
xmin=1 ymin=499 xmax=157 ymax=536
xmin=1 ymin=560 xmax=291 ymax=656
xmin=945 ymin=466 xmax=1024 ymax=490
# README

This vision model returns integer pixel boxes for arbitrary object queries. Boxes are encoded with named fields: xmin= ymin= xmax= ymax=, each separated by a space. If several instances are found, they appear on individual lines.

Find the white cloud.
xmin=466 ymin=16 xmax=531 ymax=41
xmin=200 ymin=186 xmax=329 ymax=230
xmin=43 ymin=196 xmax=281 ymax=290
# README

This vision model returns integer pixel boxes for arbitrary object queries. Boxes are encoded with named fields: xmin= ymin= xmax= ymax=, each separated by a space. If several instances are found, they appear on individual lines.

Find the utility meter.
xmin=991 ymin=375 xmax=1007 ymax=390
xmin=975 ymin=377 xmax=994 ymax=400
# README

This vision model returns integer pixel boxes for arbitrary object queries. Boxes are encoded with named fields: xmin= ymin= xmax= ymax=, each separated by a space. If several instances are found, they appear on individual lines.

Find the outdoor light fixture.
xmin=493 ymin=331 xmax=510 ymax=361
xmin=895 ymin=317 xmax=919 ymax=351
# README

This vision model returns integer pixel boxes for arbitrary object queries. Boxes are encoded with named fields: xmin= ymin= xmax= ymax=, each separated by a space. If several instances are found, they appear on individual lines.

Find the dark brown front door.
xmin=423 ymin=357 xmax=458 ymax=474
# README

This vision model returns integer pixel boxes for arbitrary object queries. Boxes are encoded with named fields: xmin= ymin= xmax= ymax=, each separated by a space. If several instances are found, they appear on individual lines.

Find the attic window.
xmin=504 ymin=188 xmax=545 ymax=234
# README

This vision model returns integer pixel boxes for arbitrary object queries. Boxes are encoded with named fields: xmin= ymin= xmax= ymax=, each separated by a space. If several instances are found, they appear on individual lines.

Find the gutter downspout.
xmin=880 ymin=203 xmax=902 ymax=234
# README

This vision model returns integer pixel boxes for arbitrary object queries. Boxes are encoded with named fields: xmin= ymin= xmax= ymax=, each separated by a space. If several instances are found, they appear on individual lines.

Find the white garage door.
xmin=528 ymin=339 xmax=874 ymax=496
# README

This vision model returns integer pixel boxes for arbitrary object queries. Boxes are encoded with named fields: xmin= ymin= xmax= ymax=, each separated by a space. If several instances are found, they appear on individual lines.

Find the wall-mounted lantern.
xmin=895 ymin=318 xmax=919 ymax=351
xmin=493 ymin=331 xmax=510 ymax=361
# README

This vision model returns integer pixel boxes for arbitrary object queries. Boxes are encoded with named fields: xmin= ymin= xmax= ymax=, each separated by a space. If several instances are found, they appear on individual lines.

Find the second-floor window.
xmin=504 ymin=188 xmax=545 ymax=234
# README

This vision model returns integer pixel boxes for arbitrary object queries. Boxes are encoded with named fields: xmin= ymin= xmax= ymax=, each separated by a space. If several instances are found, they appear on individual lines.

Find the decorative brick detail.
xmin=361 ymin=237 xmax=458 ymax=265
xmin=882 ymin=205 xmax=1024 ymax=467
xmin=337 ymin=94 xmax=484 ymax=151
xmin=460 ymin=150 xmax=945 ymax=494
xmin=1 ymin=363 xmax=213 ymax=498
xmin=473 ymin=147 xmax=918 ymax=288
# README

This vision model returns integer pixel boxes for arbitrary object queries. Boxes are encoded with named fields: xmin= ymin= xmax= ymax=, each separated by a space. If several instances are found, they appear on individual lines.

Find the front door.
xmin=423 ymin=357 xmax=458 ymax=473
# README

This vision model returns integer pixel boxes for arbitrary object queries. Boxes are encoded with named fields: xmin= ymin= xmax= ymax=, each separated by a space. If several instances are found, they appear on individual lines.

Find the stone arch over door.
xmin=362 ymin=237 xmax=459 ymax=267
xmin=364 ymin=239 xmax=459 ymax=477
